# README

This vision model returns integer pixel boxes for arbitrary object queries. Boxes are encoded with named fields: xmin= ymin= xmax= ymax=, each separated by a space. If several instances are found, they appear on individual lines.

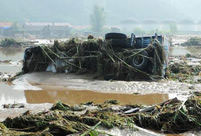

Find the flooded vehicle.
xmin=1 ymin=0 xmax=201 ymax=135
xmin=22 ymin=33 xmax=169 ymax=80
xmin=0 ymin=37 xmax=201 ymax=136
xmin=105 ymin=33 xmax=169 ymax=76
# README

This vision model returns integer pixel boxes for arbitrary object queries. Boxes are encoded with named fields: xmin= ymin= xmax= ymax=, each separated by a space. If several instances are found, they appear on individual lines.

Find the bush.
xmin=0 ymin=38 xmax=21 ymax=47
xmin=182 ymin=37 xmax=201 ymax=46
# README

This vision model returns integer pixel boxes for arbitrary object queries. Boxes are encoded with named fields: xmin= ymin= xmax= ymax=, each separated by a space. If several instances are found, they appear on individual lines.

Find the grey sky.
xmin=0 ymin=0 xmax=199 ymax=24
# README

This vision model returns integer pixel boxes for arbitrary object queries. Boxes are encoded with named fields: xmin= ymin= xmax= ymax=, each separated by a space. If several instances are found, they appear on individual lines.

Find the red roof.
xmin=0 ymin=22 xmax=12 ymax=28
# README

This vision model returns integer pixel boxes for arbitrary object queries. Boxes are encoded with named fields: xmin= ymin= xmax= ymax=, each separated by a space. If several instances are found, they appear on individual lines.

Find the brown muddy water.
xmin=0 ymin=47 xmax=24 ymax=61
xmin=0 ymin=46 xmax=199 ymax=106
xmin=0 ymin=63 xmax=22 ymax=73
xmin=3 ymin=71 xmax=195 ymax=105
xmin=25 ymin=89 xmax=168 ymax=106
xmin=0 ymin=81 xmax=169 ymax=106
xmin=0 ymin=46 xmax=201 ymax=136
xmin=0 ymin=47 xmax=23 ymax=73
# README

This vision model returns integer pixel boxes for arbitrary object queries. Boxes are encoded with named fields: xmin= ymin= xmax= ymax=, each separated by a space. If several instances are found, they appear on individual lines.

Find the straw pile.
xmin=23 ymin=37 xmax=166 ymax=80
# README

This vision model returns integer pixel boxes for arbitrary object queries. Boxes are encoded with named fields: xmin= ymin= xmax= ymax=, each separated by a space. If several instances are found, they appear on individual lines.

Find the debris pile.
xmin=23 ymin=37 xmax=166 ymax=81
xmin=1 ymin=95 xmax=201 ymax=135
xmin=0 ymin=72 xmax=13 ymax=82
xmin=133 ymin=96 xmax=201 ymax=133
xmin=182 ymin=37 xmax=201 ymax=46
xmin=1 ymin=101 xmax=133 ymax=136
xmin=0 ymin=38 xmax=21 ymax=47
xmin=168 ymin=57 xmax=201 ymax=83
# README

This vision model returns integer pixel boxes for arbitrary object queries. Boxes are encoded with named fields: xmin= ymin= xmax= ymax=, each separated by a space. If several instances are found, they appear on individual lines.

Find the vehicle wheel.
xmin=105 ymin=33 xmax=127 ymax=40
xmin=131 ymin=50 xmax=148 ymax=70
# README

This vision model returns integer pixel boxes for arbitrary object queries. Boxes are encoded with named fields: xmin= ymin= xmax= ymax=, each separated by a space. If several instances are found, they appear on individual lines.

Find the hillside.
xmin=0 ymin=0 xmax=186 ymax=25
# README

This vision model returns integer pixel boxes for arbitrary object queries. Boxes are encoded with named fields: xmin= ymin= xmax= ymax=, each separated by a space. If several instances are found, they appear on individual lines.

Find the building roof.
xmin=0 ymin=22 xmax=12 ymax=29
xmin=25 ymin=22 xmax=52 ymax=26
xmin=25 ymin=22 xmax=72 ymax=27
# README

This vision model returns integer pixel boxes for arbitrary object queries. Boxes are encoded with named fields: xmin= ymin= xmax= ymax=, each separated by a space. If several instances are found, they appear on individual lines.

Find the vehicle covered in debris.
xmin=104 ymin=33 xmax=169 ymax=75
xmin=22 ymin=33 xmax=169 ymax=80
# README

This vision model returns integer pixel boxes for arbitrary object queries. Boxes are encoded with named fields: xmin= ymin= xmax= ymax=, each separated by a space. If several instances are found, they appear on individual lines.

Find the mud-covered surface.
xmin=1 ymin=95 xmax=201 ymax=136
xmin=1 ymin=38 xmax=201 ymax=135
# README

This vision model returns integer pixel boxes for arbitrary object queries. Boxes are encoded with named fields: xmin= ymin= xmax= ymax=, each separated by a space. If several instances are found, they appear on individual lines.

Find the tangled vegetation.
xmin=23 ymin=37 xmax=166 ymax=81
xmin=168 ymin=61 xmax=201 ymax=83
xmin=0 ymin=38 xmax=21 ymax=47
xmin=1 ymin=95 xmax=201 ymax=135
xmin=182 ymin=37 xmax=201 ymax=46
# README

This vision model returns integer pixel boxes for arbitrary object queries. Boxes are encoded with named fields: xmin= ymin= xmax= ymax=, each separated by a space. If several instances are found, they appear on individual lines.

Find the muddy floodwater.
xmin=0 ymin=47 xmax=24 ymax=61
xmin=0 ymin=63 xmax=22 ymax=73
xmin=1 ymin=46 xmax=201 ymax=136
xmin=0 ymin=47 xmax=23 ymax=73
xmin=1 ymin=80 xmax=169 ymax=106
xmin=1 ymin=46 xmax=201 ymax=106
xmin=170 ymin=46 xmax=190 ymax=56
xmin=2 ymin=71 xmax=200 ymax=105
xmin=25 ymin=89 xmax=168 ymax=105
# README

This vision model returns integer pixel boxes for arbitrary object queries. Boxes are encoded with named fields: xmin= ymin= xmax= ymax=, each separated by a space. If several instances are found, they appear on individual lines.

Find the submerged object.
xmin=22 ymin=33 xmax=169 ymax=80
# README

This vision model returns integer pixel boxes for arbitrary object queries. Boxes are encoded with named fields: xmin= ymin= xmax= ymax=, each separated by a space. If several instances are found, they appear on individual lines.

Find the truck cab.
xmin=105 ymin=32 xmax=169 ymax=77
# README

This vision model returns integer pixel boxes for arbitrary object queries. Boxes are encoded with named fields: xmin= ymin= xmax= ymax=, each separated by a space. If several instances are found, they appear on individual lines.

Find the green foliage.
xmin=90 ymin=5 xmax=106 ymax=33
xmin=88 ymin=130 xmax=99 ymax=136
xmin=50 ymin=101 xmax=70 ymax=111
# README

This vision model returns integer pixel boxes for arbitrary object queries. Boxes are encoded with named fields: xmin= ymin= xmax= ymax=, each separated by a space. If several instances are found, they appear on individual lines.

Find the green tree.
xmin=169 ymin=23 xmax=178 ymax=34
xmin=90 ymin=5 xmax=105 ymax=33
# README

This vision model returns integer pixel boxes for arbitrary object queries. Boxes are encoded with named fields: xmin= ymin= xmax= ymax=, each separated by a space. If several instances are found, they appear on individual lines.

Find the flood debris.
xmin=168 ymin=57 xmax=201 ymax=83
xmin=3 ymin=103 xmax=25 ymax=109
xmin=1 ymin=95 xmax=201 ymax=135
xmin=0 ymin=72 xmax=12 ymax=82
xmin=133 ymin=95 xmax=201 ymax=133
xmin=0 ymin=71 xmax=22 ymax=82
xmin=22 ymin=34 xmax=168 ymax=81
xmin=182 ymin=37 xmax=201 ymax=46
xmin=0 ymin=60 xmax=11 ymax=64
xmin=1 ymin=100 xmax=133 ymax=136
xmin=0 ymin=38 xmax=22 ymax=47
